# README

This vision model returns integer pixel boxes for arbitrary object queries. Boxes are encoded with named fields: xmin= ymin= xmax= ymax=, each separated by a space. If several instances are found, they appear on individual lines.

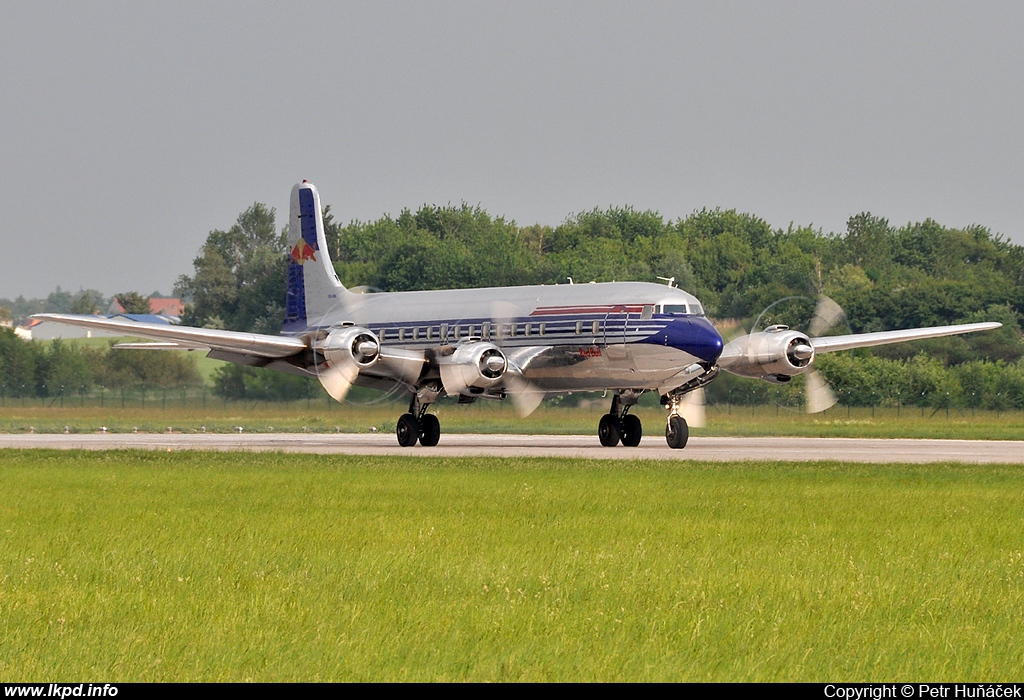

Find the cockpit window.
xmin=661 ymin=303 xmax=706 ymax=316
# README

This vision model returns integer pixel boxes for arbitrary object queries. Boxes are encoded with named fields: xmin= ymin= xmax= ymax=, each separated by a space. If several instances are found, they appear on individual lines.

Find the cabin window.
xmin=641 ymin=305 xmax=654 ymax=320
xmin=508 ymin=324 xmax=516 ymax=337
xmin=664 ymin=304 xmax=688 ymax=315
xmin=440 ymin=323 xmax=448 ymax=340
xmin=524 ymin=323 xmax=532 ymax=337
xmin=539 ymin=322 xmax=546 ymax=336
xmin=575 ymin=321 xmax=583 ymax=335
xmin=398 ymin=328 xmax=406 ymax=341
xmin=591 ymin=320 xmax=600 ymax=334
xmin=482 ymin=322 xmax=490 ymax=339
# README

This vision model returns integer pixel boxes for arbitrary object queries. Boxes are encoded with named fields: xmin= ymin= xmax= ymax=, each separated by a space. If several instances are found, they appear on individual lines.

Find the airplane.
xmin=36 ymin=181 xmax=1002 ymax=449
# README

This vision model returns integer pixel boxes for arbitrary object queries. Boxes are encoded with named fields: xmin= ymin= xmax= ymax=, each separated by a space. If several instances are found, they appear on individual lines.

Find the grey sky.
xmin=2 ymin=1 xmax=1022 ymax=300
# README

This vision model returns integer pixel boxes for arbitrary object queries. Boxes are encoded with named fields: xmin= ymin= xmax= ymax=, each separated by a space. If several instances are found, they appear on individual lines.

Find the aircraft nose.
xmin=664 ymin=316 xmax=723 ymax=363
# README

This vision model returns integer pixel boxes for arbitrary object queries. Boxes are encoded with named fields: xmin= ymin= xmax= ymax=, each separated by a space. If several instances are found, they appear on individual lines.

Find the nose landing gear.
xmin=660 ymin=365 xmax=718 ymax=449
xmin=665 ymin=413 xmax=688 ymax=449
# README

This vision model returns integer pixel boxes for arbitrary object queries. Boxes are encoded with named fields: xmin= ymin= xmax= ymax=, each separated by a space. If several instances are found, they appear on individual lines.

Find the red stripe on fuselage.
xmin=530 ymin=305 xmax=646 ymax=316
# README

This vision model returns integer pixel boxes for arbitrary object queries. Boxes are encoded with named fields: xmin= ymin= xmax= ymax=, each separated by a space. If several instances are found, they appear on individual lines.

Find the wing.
xmin=720 ymin=320 xmax=1003 ymax=377
xmin=810 ymin=322 xmax=1002 ymax=353
xmin=31 ymin=313 xmax=306 ymax=359
xmin=31 ymin=312 xmax=430 ymax=402
xmin=718 ymin=319 xmax=1002 ymax=413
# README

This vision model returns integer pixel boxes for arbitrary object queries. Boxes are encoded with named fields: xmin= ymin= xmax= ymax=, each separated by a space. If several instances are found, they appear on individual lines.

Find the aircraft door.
xmin=603 ymin=306 xmax=630 ymax=360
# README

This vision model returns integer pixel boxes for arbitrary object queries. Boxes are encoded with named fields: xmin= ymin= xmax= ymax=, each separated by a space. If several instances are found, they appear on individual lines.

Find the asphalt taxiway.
xmin=1 ymin=433 xmax=1022 ymax=463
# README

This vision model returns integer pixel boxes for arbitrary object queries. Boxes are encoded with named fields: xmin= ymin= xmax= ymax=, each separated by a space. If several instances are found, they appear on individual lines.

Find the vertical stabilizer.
xmin=283 ymin=181 xmax=350 ymax=332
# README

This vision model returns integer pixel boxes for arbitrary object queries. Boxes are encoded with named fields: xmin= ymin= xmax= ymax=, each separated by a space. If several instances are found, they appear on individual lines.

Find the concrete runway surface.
xmin=1 ymin=433 xmax=1022 ymax=463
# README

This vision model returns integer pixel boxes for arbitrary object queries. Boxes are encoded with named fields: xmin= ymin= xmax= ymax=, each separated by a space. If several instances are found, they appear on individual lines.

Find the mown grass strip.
xmin=2 ymin=403 xmax=1023 ymax=440
xmin=2 ymin=450 xmax=1023 ymax=681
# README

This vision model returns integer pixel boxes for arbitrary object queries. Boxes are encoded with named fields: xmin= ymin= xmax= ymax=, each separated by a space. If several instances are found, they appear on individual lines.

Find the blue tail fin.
xmin=282 ymin=181 xmax=350 ymax=333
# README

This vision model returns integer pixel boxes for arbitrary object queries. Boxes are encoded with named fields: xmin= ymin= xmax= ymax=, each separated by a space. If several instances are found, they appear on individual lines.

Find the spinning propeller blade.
xmin=315 ymin=361 xmax=359 ymax=402
xmin=490 ymin=300 xmax=545 ymax=416
xmin=679 ymin=388 xmax=706 ymax=428
xmin=808 ymin=295 xmax=846 ymax=338
xmin=804 ymin=295 xmax=845 ymax=413
xmin=804 ymin=369 xmax=837 ymax=414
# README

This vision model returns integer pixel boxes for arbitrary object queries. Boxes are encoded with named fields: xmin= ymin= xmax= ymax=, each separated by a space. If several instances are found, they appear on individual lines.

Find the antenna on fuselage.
xmin=657 ymin=276 xmax=676 ymax=288
xmin=567 ymin=277 xmax=574 ymax=285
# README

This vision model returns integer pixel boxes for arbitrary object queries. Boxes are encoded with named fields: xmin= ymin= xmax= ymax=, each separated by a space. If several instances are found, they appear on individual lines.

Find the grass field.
xmin=3 ymin=450 xmax=1024 ymax=681
xmin=2 ymin=400 xmax=1023 ymax=441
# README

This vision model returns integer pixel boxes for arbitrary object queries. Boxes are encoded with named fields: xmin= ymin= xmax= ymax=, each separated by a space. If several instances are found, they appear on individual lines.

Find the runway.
xmin=1 ymin=432 xmax=1022 ymax=463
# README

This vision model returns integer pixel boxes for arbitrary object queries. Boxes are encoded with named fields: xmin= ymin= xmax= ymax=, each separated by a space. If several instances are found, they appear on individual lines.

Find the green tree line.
xmin=0 ymin=329 xmax=200 ymax=398
xmin=175 ymin=202 xmax=1024 ymax=334
xmin=6 ymin=197 xmax=1022 ymax=407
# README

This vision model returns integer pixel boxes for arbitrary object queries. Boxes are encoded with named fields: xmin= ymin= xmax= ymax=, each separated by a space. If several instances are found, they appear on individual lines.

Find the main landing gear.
xmin=598 ymin=392 xmax=643 ymax=447
xmin=396 ymin=384 xmax=442 ymax=447
xmin=396 ymin=412 xmax=440 ymax=447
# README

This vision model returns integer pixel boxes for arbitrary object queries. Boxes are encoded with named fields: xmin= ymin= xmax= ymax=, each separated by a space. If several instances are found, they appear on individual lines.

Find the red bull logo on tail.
xmin=290 ymin=238 xmax=317 ymax=264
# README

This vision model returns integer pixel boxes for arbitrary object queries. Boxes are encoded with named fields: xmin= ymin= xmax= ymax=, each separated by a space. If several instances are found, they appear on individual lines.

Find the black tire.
xmin=598 ymin=414 xmax=621 ymax=447
xmin=665 ymin=415 xmax=688 ymax=449
xmin=620 ymin=414 xmax=643 ymax=447
xmin=396 ymin=413 xmax=420 ymax=447
xmin=419 ymin=414 xmax=440 ymax=447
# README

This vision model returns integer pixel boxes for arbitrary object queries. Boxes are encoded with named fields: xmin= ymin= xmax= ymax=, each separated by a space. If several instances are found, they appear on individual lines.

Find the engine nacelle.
xmin=321 ymin=326 xmax=380 ymax=370
xmin=718 ymin=326 xmax=815 ymax=381
xmin=439 ymin=341 xmax=508 ymax=395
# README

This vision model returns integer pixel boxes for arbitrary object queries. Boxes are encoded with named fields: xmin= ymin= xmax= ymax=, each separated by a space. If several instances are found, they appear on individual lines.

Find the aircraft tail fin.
xmin=283 ymin=181 xmax=352 ymax=332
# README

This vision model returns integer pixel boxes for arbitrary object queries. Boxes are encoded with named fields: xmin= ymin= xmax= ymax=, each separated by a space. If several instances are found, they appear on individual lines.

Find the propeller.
xmin=490 ymin=300 xmax=546 ymax=417
xmin=804 ymin=369 xmax=837 ymax=414
xmin=312 ymin=327 xmax=381 ymax=402
xmin=808 ymin=294 xmax=845 ymax=338
xmin=313 ymin=354 xmax=358 ymax=402
xmin=736 ymin=294 xmax=848 ymax=414
xmin=504 ymin=367 xmax=546 ymax=417
xmin=438 ymin=342 xmax=507 ymax=397
xmin=679 ymin=388 xmax=706 ymax=428
xmin=801 ymin=295 xmax=846 ymax=413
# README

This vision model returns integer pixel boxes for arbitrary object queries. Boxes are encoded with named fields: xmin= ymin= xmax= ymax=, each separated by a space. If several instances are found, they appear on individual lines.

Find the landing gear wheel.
xmin=620 ymin=414 xmax=643 ymax=447
xmin=598 ymin=414 xmax=621 ymax=447
xmin=419 ymin=414 xmax=440 ymax=447
xmin=665 ymin=415 xmax=688 ymax=449
xmin=396 ymin=413 xmax=420 ymax=447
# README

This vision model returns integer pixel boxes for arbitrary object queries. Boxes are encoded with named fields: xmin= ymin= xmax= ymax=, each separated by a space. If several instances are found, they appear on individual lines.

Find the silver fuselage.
xmin=299 ymin=281 xmax=724 ymax=393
